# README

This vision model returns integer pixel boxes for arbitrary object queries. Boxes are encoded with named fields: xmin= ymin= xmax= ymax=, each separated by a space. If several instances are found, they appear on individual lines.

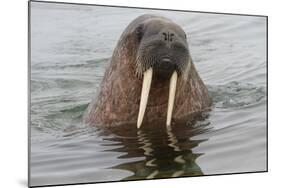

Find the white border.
xmin=0 ymin=0 xmax=279 ymax=188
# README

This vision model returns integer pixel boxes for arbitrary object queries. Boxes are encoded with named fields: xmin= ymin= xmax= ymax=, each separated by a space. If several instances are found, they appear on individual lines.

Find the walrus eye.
xmin=136 ymin=25 xmax=144 ymax=41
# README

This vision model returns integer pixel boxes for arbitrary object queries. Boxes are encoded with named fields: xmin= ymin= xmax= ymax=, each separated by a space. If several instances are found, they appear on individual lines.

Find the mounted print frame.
xmin=28 ymin=0 xmax=268 ymax=187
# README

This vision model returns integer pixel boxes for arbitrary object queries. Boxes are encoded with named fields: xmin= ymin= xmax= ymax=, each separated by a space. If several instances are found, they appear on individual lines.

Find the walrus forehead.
xmin=142 ymin=18 xmax=186 ymax=38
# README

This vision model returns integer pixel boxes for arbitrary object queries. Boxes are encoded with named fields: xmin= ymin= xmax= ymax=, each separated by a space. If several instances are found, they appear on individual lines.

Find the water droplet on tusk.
xmin=166 ymin=71 xmax=178 ymax=127
xmin=137 ymin=68 xmax=153 ymax=128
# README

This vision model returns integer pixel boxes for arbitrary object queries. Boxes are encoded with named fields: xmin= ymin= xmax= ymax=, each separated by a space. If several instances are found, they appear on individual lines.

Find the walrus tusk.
xmin=166 ymin=71 xmax=178 ymax=127
xmin=137 ymin=67 xmax=153 ymax=128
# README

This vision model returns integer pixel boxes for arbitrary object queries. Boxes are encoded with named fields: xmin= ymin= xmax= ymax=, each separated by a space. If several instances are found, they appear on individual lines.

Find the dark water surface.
xmin=30 ymin=2 xmax=267 ymax=186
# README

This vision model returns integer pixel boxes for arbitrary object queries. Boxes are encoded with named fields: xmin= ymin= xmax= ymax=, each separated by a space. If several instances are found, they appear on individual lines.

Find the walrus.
xmin=84 ymin=14 xmax=211 ymax=128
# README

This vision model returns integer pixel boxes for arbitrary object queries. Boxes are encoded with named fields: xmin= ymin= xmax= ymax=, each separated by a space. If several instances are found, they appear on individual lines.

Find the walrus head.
xmin=134 ymin=17 xmax=190 ymax=80
xmin=85 ymin=14 xmax=211 ymax=129
xmin=121 ymin=15 xmax=192 ymax=128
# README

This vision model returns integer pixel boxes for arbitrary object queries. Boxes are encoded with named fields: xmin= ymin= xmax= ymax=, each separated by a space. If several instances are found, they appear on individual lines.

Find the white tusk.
xmin=166 ymin=71 xmax=178 ymax=127
xmin=137 ymin=68 xmax=153 ymax=128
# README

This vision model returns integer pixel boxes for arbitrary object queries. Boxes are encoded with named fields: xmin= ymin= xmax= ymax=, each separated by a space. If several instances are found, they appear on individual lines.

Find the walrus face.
xmin=133 ymin=18 xmax=192 ymax=128
xmin=135 ymin=19 xmax=190 ymax=79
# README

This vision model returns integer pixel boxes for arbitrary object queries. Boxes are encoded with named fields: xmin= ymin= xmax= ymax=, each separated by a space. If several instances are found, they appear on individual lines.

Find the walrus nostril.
xmin=162 ymin=32 xmax=175 ymax=42
xmin=170 ymin=33 xmax=174 ymax=41
xmin=162 ymin=32 xmax=168 ymax=41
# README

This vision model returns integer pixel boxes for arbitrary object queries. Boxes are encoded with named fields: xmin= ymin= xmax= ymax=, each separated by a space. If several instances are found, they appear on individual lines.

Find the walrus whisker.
xmin=135 ymin=51 xmax=157 ymax=78
xmin=137 ymin=67 xmax=153 ymax=128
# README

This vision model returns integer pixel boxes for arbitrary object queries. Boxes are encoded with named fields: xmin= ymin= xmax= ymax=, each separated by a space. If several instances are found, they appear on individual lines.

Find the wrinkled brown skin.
xmin=84 ymin=14 xmax=212 ymax=127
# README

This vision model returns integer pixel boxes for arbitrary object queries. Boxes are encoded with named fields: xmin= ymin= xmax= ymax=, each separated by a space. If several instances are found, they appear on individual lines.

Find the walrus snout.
xmin=136 ymin=27 xmax=189 ymax=79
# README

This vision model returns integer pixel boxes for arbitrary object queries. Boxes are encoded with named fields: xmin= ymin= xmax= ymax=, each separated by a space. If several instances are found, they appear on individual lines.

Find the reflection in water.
xmin=99 ymin=114 xmax=211 ymax=180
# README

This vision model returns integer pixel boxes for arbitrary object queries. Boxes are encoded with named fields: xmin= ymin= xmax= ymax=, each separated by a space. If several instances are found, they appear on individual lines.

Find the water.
xmin=29 ymin=2 xmax=267 ymax=187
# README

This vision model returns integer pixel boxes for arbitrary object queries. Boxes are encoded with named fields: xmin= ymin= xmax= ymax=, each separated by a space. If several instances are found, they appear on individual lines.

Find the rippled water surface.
xmin=30 ymin=2 xmax=267 ymax=187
